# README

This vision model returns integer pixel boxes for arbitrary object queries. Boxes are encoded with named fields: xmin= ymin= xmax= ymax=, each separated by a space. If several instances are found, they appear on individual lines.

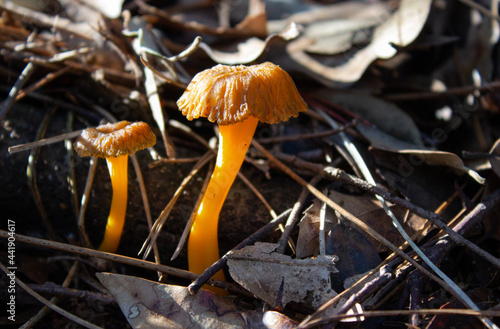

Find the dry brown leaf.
xmin=286 ymin=0 xmax=432 ymax=86
xmin=296 ymin=199 xmax=382 ymax=289
xmin=321 ymin=190 xmax=427 ymax=253
xmin=227 ymin=242 xmax=338 ymax=309
xmin=198 ymin=23 xmax=300 ymax=65
xmin=97 ymin=273 xmax=249 ymax=329
xmin=301 ymin=3 xmax=390 ymax=55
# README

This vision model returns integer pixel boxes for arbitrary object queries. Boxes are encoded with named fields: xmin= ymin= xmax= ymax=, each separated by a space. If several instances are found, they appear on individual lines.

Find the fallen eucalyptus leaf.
xmin=227 ymin=242 xmax=338 ymax=309
xmin=97 ymin=273 xmax=249 ymax=329
xmin=377 ymin=147 xmax=486 ymax=185
xmin=198 ymin=23 xmax=300 ymax=65
xmin=302 ymin=4 xmax=390 ymax=55
xmin=287 ymin=0 xmax=432 ymax=86
xmin=79 ymin=0 xmax=125 ymax=18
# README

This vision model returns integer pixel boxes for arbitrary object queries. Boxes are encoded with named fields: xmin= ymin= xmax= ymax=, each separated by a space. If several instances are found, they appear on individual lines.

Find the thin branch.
xmin=0 ymin=230 xmax=247 ymax=294
xmin=139 ymin=151 xmax=215 ymax=259
xmin=0 ymin=261 xmax=103 ymax=329
xmin=20 ymin=261 xmax=80 ymax=329
xmin=276 ymin=175 xmax=322 ymax=254
xmin=0 ymin=61 xmax=36 ymax=122
xmin=272 ymin=151 xmax=500 ymax=269
xmin=27 ymin=283 xmax=115 ymax=305
xmin=8 ymin=130 xmax=83 ymax=154
xmin=251 ymin=139 xmax=497 ymax=327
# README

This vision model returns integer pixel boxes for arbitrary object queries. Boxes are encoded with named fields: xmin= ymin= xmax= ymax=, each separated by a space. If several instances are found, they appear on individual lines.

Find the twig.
xmin=0 ymin=261 xmax=103 ymax=329
xmin=325 ymin=167 xmax=500 ymax=269
xmin=149 ymin=156 xmax=204 ymax=167
xmin=272 ymin=152 xmax=500 ymax=270
xmin=130 ymin=154 xmax=162 ymax=279
xmin=0 ymin=61 xmax=35 ymax=122
xmin=316 ymin=107 xmax=496 ymax=328
xmin=20 ymin=261 xmax=80 ymax=329
xmin=14 ymin=66 xmax=71 ymax=102
xmin=0 ymin=230 xmax=247 ymax=294
xmin=301 ymin=308 xmax=500 ymax=326
xmin=65 ymin=112 xmax=80 ymax=221
xmin=457 ymin=0 xmax=500 ymax=21
xmin=187 ymin=208 xmax=293 ymax=295
xmin=8 ymin=130 xmax=83 ymax=154
xmin=0 ymin=1 xmax=103 ymax=43
xmin=77 ymin=157 xmax=97 ymax=248
xmin=171 ymin=153 xmax=214 ymax=261
xmin=236 ymin=169 xmax=278 ymax=219
xmin=276 ymin=175 xmax=322 ymax=254
xmin=324 ymin=269 xmax=393 ymax=329
xmin=0 ymin=86 xmax=101 ymax=122
xmin=251 ymin=139 xmax=498 ymax=328
xmin=257 ymin=125 xmax=354 ymax=144
xmin=139 ymin=151 xmax=215 ymax=259
xmin=383 ymin=81 xmax=500 ymax=101
xmin=27 ymin=283 xmax=115 ymax=305
xmin=127 ymin=19 xmax=176 ymax=158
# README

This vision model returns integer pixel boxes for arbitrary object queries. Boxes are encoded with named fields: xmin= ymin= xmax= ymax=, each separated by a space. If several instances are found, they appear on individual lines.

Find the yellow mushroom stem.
xmin=188 ymin=116 xmax=259 ymax=281
xmin=98 ymin=155 xmax=129 ymax=252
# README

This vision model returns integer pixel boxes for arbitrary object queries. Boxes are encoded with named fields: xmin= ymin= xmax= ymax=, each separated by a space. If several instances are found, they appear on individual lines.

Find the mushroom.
xmin=177 ymin=62 xmax=307 ymax=280
xmin=74 ymin=121 xmax=156 ymax=252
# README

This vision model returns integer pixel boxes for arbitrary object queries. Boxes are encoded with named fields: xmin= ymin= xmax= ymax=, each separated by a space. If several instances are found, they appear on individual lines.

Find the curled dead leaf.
xmin=97 ymin=273 xmax=248 ymax=329
xmin=198 ymin=23 xmax=300 ymax=65
xmin=227 ymin=242 xmax=338 ymax=309
xmin=286 ymin=0 xmax=432 ymax=86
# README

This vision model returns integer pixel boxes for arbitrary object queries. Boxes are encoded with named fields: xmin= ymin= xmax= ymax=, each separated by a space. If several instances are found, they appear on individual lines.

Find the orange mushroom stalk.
xmin=177 ymin=62 xmax=307 ymax=283
xmin=74 ymin=121 xmax=156 ymax=252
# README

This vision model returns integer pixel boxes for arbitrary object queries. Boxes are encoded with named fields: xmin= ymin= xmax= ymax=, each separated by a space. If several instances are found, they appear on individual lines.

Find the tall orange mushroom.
xmin=177 ymin=62 xmax=307 ymax=282
xmin=74 ymin=121 xmax=156 ymax=252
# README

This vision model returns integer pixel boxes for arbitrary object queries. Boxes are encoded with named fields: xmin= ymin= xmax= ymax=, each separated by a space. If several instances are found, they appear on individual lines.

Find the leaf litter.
xmin=2 ymin=0 xmax=500 ymax=328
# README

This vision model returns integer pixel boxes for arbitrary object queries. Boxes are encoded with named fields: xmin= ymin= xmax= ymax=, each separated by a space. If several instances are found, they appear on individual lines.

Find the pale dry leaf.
xmin=287 ymin=0 xmax=432 ymax=86
xmin=79 ymin=0 xmax=125 ymax=18
xmin=97 ymin=273 xmax=248 ymax=329
xmin=267 ymin=2 xmax=387 ymax=34
xmin=227 ymin=242 xmax=338 ymax=309
xmin=198 ymin=23 xmax=300 ymax=65
xmin=378 ymin=148 xmax=486 ymax=185
xmin=302 ymin=3 xmax=390 ymax=55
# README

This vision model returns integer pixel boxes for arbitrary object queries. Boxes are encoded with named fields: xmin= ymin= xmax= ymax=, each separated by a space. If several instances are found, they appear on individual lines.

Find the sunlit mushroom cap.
xmin=177 ymin=62 xmax=308 ymax=125
xmin=74 ymin=121 xmax=156 ymax=158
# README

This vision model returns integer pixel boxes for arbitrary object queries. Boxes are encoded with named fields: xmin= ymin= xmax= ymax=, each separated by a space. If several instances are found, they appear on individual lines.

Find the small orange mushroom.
xmin=74 ymin=121 xmax=156 ymax=252
xmin=177 ymin=62 xmax=307 ymax=283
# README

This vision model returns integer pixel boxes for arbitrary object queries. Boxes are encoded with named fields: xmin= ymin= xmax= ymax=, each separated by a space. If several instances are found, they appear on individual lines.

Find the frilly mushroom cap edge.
xmin=74 ymin=121 xmax=156 ymax=158
xmin=177 ymin=62 xmax=308 ymax=125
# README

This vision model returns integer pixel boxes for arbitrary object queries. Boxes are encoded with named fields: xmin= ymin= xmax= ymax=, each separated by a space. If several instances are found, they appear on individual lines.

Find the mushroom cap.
xmin=177 ymin=62 xmax=308 ymax=125
xmin=74 ymin=121 xmax=156 ymax=158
